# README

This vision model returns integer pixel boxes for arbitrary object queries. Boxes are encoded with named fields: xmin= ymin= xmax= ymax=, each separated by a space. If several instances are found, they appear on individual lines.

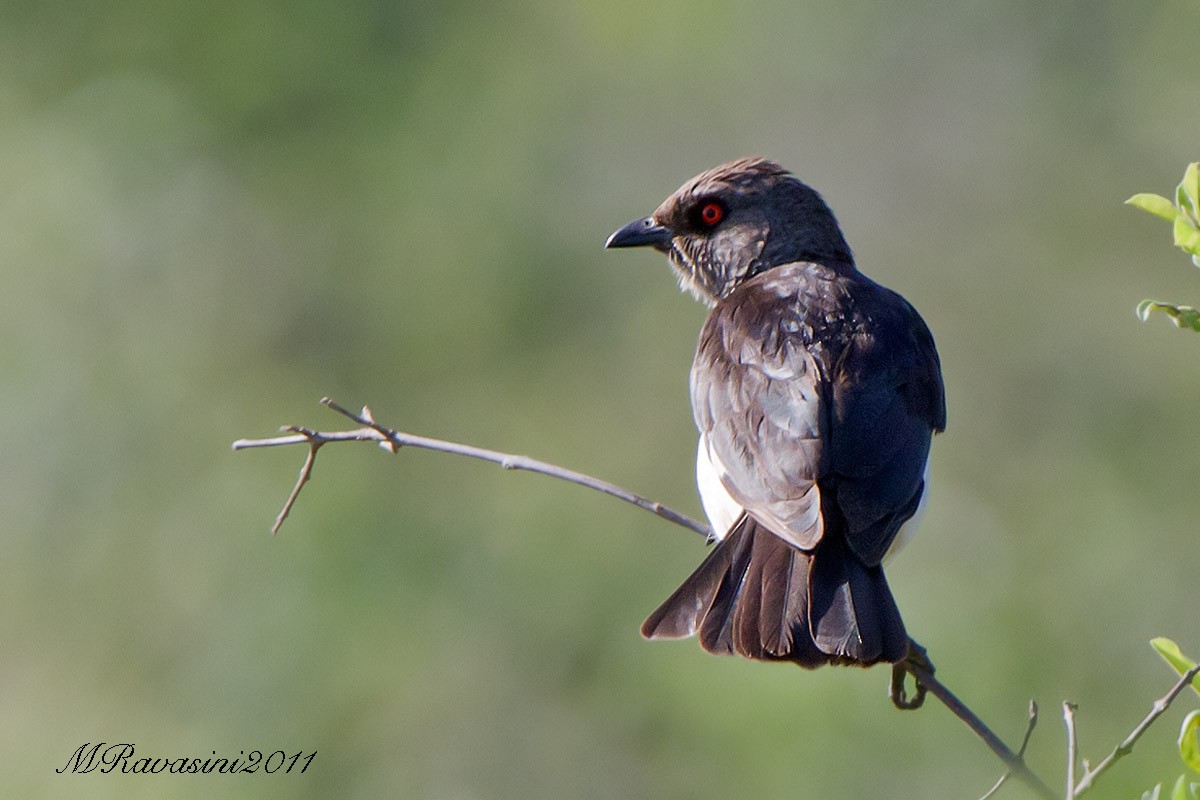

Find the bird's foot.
xmin=889 ymin=637 xmax=934 ymax=710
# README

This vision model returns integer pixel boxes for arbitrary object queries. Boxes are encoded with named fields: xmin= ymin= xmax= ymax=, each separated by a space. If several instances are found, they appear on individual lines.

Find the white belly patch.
xmin=695 ymin=437 xmax=744 ymax=541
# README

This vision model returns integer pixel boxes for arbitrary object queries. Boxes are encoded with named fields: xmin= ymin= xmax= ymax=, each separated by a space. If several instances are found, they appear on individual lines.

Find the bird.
xmin=605 ymin=157 xmax=945 ymax=668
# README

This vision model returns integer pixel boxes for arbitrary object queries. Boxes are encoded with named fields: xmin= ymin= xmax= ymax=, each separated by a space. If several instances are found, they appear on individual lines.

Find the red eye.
xmin=700 ymin=202 xmax=724 ymax=227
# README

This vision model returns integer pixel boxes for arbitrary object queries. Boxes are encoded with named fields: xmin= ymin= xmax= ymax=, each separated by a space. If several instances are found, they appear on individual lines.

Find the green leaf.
xmin=1145 ymin=784 xmax=1162 ymax=800
xmin=1179 ymin=163 xmax=1200 ymax=226
xmin=1171 ymin=775 xmax=1189 ymax=800
xmin=1152 ymin=637 xmax=1197 ymax=671
xmin=1151 ymin=638 xmax=1200 ymax=696
xmin=1128 ymin=192 xmax=1180 ymax=221
xmin=1175 ymin=215 xmax=1200 ymax=256
xmin=1183 ymin=712 xmax=1200 ymax=774
xmin=1137 ymin=302 xmax=1200 ymax=331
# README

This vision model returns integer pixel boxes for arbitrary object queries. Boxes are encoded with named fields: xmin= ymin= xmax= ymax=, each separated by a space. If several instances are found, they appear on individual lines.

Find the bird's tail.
xmin=640 ymin=516 xmax=907 ymax=668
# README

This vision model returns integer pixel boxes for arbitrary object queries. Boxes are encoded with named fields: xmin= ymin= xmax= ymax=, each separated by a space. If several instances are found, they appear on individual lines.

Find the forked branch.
xmin=232 ymin=397 xmax=711 ymax=539
xmin=977 ymin=701 xmax=1040 ymax=800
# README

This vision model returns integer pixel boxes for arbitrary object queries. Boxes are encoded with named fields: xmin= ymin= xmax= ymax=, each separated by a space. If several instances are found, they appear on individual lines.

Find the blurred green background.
xmin=4 ymin=0 xmax=1199 ymax=797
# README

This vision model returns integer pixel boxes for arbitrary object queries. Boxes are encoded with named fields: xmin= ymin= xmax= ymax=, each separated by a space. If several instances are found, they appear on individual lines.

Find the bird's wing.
xmin=827 ymin=284 xmax=945 ymax=565
xmin=691 ymin=268 xmax=944 ymax=564
xmin=691 ymin=275 xmax=828 ymax=551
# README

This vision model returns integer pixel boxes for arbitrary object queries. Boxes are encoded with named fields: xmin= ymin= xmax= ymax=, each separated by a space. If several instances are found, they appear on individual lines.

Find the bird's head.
xmin=606 ymin=157 xmax=854 ymax=305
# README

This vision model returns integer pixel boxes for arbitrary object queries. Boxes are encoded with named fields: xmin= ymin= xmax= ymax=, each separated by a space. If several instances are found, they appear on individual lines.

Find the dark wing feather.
xmin=830 ymin=283 xmax=945 ymax=565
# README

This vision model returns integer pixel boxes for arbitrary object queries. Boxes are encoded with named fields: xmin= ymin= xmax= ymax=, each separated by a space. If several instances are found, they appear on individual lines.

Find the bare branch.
xmin=1072 ymin=663 xmax=1200 ymax=797
xmin=233 ymin=397 xmax=712 ymax=539
xmin=977 ymin=771 xmax=1008 ymax=800
xmin=978 ymin=701 xmax=1040 ymax=800
xmin=898 ymin=648 xmax=1057 ymax=800
xmin=232 ymin=428 xmax=382 ymax=449
xmin=272 ymin=430 xmax=321 ymax=535
xmin=1064 ymin=702 xmax=1079 ymax=799
xmin=1020 ymin=701 xmax=1040 ymax=755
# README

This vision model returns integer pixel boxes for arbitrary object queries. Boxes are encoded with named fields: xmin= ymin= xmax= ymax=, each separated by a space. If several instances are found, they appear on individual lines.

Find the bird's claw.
xmin=889 ymin=638 xmax=934 ymax=710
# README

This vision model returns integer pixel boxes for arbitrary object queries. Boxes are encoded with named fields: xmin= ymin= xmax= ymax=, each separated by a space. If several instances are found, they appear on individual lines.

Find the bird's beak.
xmin=605 ymin=216 xmax=674 ymax=251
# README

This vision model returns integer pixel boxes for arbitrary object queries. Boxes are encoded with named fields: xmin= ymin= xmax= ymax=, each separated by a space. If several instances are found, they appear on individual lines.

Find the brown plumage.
xmin=607 ymin=158 xmax=945 ymax=668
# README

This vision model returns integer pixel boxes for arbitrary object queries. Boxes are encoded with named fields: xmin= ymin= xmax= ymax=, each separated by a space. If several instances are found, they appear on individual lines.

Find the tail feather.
xmin=755 ymin=532 xmax=810 ymax=656
xmin=641 ymin=516 xmax=906 ymax=668
xmin=639 ymin=525 xmax=750 ymax=642
xmin=809 ymin=536 xmax=906 ymax=663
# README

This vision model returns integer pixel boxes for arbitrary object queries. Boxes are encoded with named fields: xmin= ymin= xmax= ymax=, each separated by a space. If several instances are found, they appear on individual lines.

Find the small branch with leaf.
xmin=1128 ymin=162 xmax=1200 ymax=329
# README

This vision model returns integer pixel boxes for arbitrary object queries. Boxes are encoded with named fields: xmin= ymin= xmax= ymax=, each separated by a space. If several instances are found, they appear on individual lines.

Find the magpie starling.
xmin=606 ymin=158 xmax=945 ymax=668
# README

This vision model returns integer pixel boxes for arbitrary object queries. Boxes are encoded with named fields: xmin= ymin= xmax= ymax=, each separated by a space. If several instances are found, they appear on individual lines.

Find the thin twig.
xmin=232 ymin=397 xmax=712 ymax=539
xmin=1064 ymin=702 xmax=1079 ymax=799
xmin=1072 ymin=663 xmax=1200 ymax=797
xmin=977 ymin=771 xmax=1008 ymax=800
xmin=978 ymin=701 xmax=1039 ymax=800
xmin=902 ymin=655 xmax=1057 ymax=800
xmin=1019 ymin=702 xmax=1040 ymax=754
xmin=272 ymin=429 xmax=322 ymax=534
